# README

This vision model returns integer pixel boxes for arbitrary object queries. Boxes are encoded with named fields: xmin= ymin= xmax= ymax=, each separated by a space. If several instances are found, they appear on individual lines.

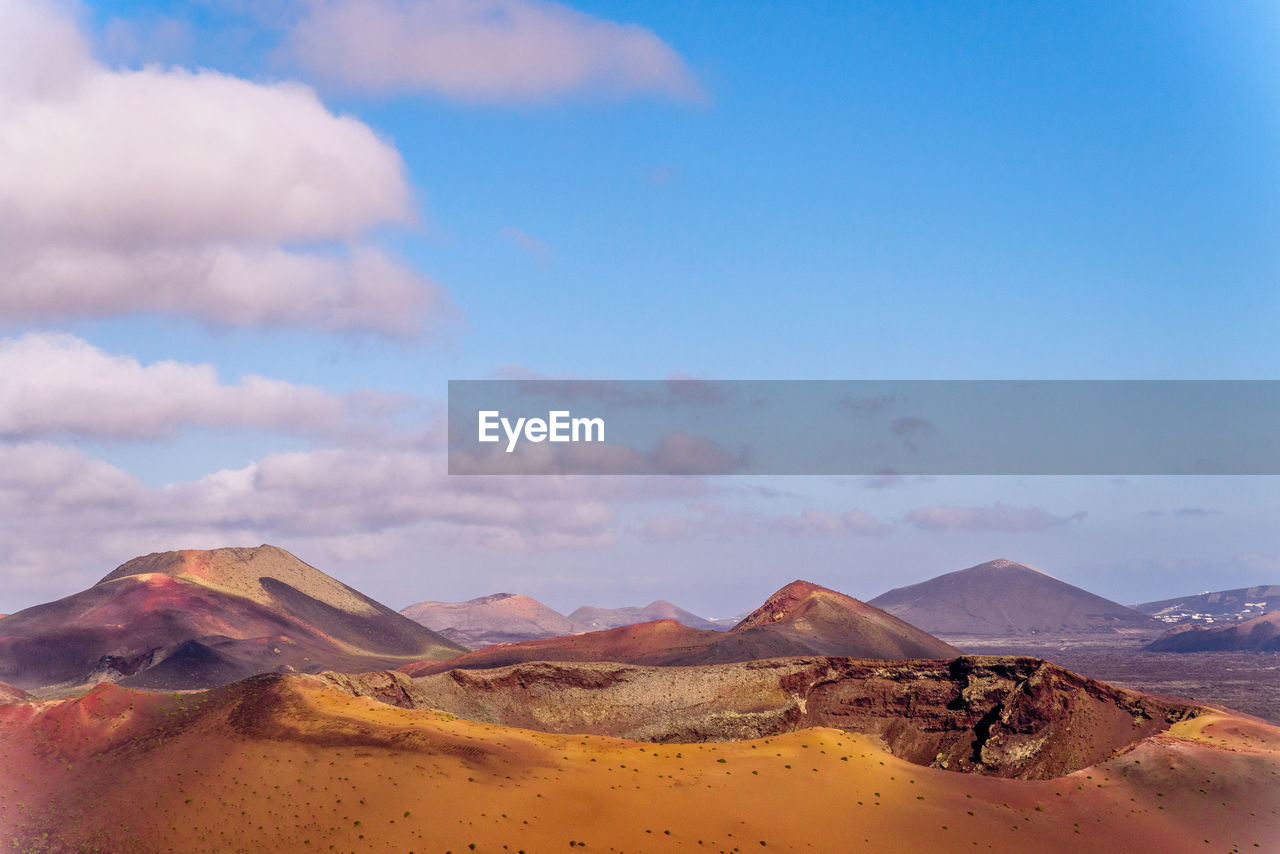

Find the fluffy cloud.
xmin=906 ymin=503 xmax=1086 ymax=533
xmin=0 ymin=439 xmax=709 ymax=605
xmin=169 ymin=449 xmax=619 ymax=547
xmin=776 ymin=508 xmax=888 ymax=536
xmin=0 ymin=442 xmax=144 ymax=515
xmin=640 ymin=504 xmax=888 ymax=541
xmin=0 ymin=0 xmax=446 ymax=334
xmin=0 ymin=332 xmax=407 ymax=439
xmin=283 ymin=0 xmax=701 ymax=102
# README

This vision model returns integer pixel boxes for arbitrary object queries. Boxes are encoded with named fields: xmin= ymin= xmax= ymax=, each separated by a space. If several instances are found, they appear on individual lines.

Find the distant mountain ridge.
xmin=869 ymin=559 xmax=1158 ymax=637
xmin=411 ymin=579 xmax=958 ymax=674
xmin=1136 ymin=585 xmax=1280 ymax=626
xmin=402 ymin=593 xmax=736 ymax=647
xmin=569 ymin=600 xmax=724 ymax=632
xmin=401 ymin=593 xmax=579 ymax=647
xmin=1146 ymin=611 xmax=1280 ymax=652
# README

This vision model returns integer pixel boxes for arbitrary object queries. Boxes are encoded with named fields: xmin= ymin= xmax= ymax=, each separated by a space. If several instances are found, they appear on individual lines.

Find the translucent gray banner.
xmin=447 ymin=380 xmax=1280 ymax=475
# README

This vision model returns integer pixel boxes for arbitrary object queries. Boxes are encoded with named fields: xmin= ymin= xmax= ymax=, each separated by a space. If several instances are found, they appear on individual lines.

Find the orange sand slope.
xmin=1 ymin=674 xmax=1278 ymax=853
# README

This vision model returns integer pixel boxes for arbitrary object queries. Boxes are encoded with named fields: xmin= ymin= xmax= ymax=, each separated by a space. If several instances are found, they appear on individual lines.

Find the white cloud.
xmin=0 ymin=440 xmax=709 ymax=606
xmin=0 ymin=0 xmax=93 ymax=101
xmin=0 ymin=0 xmax=447 ymax=335
xmin=906 ymin=503 xmax=1087 ymax=533
xmin=1 ymin=243 xmax=445 ymax=335
xmin=640 ymin=503 xmax=889 ymax=541
xmin=0 ymin=332 xmax=406 ymax=439
xmin=776 ymin=508 xmax=888 ymax=536
xmin=0 ymin=442 xmax=144 ymax=514
xmin=283 ymin=0 xmax=701 ymax=102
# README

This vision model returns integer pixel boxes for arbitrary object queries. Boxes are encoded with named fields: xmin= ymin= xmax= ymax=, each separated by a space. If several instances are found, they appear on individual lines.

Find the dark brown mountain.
xmin=401 ymin=593 xmax=579 ymax=647
xmin=415 ymin=579 xmax=956 ymax=674
xmin=1145 ymin=611 xmax=1280 ymax=652
xmin=869 ymin=559 xmax=1158 ymax=637
xmin=569 ymin=600 xmax=723 ymax=631
xmin=0 ymin=545 xmax=466 ymax=692
xmin=1136 ymin=585 xmax=1280 ymax=625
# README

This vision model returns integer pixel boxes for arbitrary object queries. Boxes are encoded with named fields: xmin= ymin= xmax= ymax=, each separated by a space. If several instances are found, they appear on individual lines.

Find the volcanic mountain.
xmin=401 ymin=593 xmax=578 ymax=647
xmin=0 ymin=545 xmax=466 ymax=692
xmin=1145 ymin=611 xmax=1280 ymax=652
xmin=1136 ymin=584 xmax=1280 ymax=625
xmin=569 ymin=600 xmax=724 ymax=632
xmin=869 ymin=559 xmax=1158 ymax=637
xmin=707 ymin=579 xmax=959 ymax=660
xmin=368 ymin=656 xmax=1199 ymax=779
xmin=414 ymin=580 xmax=957 ymax=674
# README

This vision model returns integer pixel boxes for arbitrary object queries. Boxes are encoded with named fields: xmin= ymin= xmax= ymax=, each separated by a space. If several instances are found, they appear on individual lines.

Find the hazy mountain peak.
xmin=969 ymin=559 xmax=1049 ymax=576
xmin=870 ymin=559 xmax=1155 ymax=636
xmin=401 ymin=592 xmax=577 ymax=647
xmin=471 ymin=593 xmax=521 ymax=604
xmin=568 ymin=600 xmax=721 ymax=632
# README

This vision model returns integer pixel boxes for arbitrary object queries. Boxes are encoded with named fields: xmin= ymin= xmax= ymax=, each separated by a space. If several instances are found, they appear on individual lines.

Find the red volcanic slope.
xmin=417 ymin=580 xmax=957 ymax=674
xmin=0 ymin=545 xmax=465 ymax=692
xmin=406 ymin=619 xmax=719 ymax=675
xmin=711 ymin=579 xmax=959 ymax=660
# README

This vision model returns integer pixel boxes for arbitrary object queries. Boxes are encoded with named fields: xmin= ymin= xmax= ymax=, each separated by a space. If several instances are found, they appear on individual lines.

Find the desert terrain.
xmin=3 ymin=546 xmax=1278 ymax=851
xmin=2 ymin=668 xmax=1278 ymax=853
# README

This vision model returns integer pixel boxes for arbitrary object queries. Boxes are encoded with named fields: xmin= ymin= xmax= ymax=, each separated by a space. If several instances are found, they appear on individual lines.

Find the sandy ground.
xmin=1 ymin=676 xmax=1278 ymax=853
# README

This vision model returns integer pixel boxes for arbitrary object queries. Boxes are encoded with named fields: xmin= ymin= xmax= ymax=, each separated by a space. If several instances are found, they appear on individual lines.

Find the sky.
xmin=0 ymin=0 xmax=1278 ymax=617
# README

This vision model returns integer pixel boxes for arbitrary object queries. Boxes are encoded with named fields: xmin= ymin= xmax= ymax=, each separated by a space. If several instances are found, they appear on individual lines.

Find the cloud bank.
xmin=906 ymin=503 xmax=1087 ymax=533
xmin=0 ymin=438 xmax=708 ymax=603
xmin=0 ymin=0 xmax=446 ymax=334
xmin=0 ymin=332 xmax=408 ymax=439
xmin=284 ymin=0 xmax=701 ymax=103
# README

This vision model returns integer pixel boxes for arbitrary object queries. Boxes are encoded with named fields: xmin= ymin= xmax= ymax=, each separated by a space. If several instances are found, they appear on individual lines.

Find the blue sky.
xmin=0 ymin=0 xmax=1277 ymax=615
